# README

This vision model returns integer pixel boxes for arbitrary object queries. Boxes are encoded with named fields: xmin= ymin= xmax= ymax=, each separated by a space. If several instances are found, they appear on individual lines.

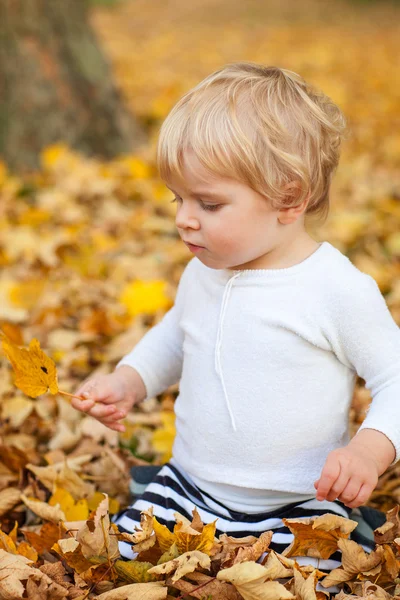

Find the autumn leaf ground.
xmin=1 ymin=0 xmax=400 ymax=597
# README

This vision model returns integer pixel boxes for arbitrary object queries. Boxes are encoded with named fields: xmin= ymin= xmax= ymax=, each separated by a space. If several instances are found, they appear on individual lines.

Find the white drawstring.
xmin=215 ymin=272 xmax=242 ymax=431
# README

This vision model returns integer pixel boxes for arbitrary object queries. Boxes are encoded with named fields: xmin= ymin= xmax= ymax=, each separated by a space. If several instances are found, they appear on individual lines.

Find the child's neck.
xmin=230 ymin=235 xmax=321 ymax=271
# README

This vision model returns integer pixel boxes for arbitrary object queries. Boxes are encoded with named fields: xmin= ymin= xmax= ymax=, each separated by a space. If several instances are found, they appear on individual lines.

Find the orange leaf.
xmin=282 ymin=513 xmax=358 ymax=560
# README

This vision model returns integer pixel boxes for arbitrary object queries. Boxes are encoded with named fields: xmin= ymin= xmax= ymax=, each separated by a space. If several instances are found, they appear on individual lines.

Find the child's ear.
xmin=278 ymin=181 xmax=310 ymax=224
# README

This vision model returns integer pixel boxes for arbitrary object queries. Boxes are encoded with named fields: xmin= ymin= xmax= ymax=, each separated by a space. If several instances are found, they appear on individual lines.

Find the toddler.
xmin=73 ymin=63 xmax=400 ymax=578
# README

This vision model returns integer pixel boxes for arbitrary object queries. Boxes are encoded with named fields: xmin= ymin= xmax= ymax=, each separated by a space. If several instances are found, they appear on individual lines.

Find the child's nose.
xmin=175 ymin=205 xmax=200 ymax=230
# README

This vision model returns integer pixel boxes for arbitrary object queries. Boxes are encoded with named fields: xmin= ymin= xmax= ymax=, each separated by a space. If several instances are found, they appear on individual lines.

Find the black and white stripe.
xmin=112 ymin=461 xmax=375 ymax=592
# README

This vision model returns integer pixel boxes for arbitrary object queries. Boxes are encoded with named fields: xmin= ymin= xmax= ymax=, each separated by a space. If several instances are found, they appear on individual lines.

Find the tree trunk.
xmin=0 ymin=0 xmax=147 ymax=172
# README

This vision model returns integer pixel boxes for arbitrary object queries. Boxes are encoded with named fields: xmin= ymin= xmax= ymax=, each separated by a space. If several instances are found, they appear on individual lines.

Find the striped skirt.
xmin=112 ymin=459 xmax=377 ymax=591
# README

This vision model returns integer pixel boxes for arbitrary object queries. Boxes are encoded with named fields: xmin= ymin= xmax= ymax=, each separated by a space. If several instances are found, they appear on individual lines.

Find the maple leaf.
xmin=282 ymin=513 xmax=358 ymax=559
xmin=152 ymin=507 xmax=217 ymax=555
xmin=1 ymin=334 xmax=59 ymax=397
xmin=1 ymin=333 xmax=85 ymax=402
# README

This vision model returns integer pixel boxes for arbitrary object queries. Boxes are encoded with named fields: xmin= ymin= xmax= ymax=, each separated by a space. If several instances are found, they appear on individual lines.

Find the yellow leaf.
xmin=152 ymin=508 xmax=217 ymax=556
xmin=40 ymin=143 xmax=70 ymax=169
xmin=0 ymin=160 xmax=7 ymax=186
xmin=119 ymin=156 xmax=152 ymax=179
xmin=174 ymin=519 xmax=217 ymax=555
xmin=8 ymin=280 xmax=46 ymax=310
xmin=1 ymin=335 xmax=58 ymax=398
xmin=49 ymin=487 xmax=89 ymax=521
xmin=115 ymin=559 xmax=159 ymax=583
xmin=151 ymin=411 xmax=176 ymax=462
xmin=153 ymin=517 xmax=175 ymax=553
xmin=120 ymin=280 xmax=172 ymax=318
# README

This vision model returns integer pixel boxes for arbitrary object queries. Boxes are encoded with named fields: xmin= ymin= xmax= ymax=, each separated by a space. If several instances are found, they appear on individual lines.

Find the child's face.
xmin=167 ymin=149 xmax=300 ymax=271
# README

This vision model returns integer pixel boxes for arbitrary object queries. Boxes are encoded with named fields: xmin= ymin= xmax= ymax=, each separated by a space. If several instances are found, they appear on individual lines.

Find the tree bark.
xmin=0 ymin=0 xmax=147 ymax=172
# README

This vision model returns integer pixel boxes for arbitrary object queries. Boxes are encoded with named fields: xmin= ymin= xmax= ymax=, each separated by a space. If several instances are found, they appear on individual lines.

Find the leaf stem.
xmin=58 ymin=389 xmax=88 ymax=401
xmin=175 ymin=576 xmax=217 ymax=599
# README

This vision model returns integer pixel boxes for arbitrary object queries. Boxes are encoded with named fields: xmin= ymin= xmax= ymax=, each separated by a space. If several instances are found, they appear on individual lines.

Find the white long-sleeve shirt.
xmin=117 ymin=241 xmax=400 ymax=511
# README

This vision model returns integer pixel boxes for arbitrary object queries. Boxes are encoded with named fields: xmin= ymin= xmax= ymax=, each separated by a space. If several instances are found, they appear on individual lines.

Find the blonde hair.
xmin=157 ymin=62 xmax=348 ymax=225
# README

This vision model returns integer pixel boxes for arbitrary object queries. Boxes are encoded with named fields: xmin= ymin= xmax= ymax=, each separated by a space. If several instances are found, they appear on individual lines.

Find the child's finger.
xmin=71 ymin=396 xmax=95 ymax=412
xmin=337 ymin=479 xmax=362 ymax=505
xmin=346 ymin=482 xmax=371 ymax=508
xmin=87 ymin=403 xmax=119 ymax=420
xmin=315 ymin=456 xmax=341 ymax=500
xmin=102 ymin=420 xmax=126 ymax=433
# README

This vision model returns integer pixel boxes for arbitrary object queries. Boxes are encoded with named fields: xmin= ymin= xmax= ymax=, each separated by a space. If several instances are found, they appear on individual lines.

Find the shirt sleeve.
xmin=326 ymin=272 xmax=400 ymax=467
xmin=116 ymin=258 xmax=195 ymax=400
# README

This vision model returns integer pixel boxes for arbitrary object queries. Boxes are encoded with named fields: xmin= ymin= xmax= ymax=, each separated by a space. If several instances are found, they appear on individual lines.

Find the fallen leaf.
xmin=320 ymin=538 xmax=385 ymax=588
xmin=115 ymin=559 xmax=160 ymax=583
xmin=0 ymin=488 xmax=21 ymax=517
xmin=76 ymin=494 xmax=119 ymax=563
xmin=148 ymin=549 xmax=211 ymax=582
xmin=20 ymin=493 xmax=66 ymax=522
xmin=217 ymin=560 xmax=296 ymax=600
xmin=95 ymin=581 xmax=168 ymax=599
xmin=170 ymin=570 xmax=243 ymax=600
xmin=282 ymin=513 xmax=358 ymax=559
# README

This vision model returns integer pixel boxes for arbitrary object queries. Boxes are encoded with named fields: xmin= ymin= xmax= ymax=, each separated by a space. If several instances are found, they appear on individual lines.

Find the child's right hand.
xmin=71 ymin=366 xmax=147 ymax=432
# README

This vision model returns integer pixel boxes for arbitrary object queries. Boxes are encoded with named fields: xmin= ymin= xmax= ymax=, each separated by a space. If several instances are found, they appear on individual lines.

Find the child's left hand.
xmin=314 ymin=429 xmax=396 ymax=509
xmin=313 ymin=445 xmax=380 ymax=509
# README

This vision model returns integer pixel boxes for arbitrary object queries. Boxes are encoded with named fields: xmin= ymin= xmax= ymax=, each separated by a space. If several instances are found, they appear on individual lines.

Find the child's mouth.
xmin=185 ymin=242 xmax=205 ymax=253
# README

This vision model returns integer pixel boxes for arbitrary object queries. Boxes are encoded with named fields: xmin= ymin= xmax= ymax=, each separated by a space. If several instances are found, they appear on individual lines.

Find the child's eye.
xmin=170 ymin=196 xmax=221 ymax=212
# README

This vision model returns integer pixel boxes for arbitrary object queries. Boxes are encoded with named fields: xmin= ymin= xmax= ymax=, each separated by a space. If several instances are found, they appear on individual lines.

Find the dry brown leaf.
xmin=345 ymin=580 xmax=394 ymax=598
xmin=26 ymin=462 xmax=88 ymax=499
xmin=234 ymin=531 xmax=273 ymax=565
xmin=20 ymin=493 xmax=66 ymax=522
xmin=170 ymin=570 xmax=243 ymax=600
xmin=292 ymin=564 xmax=321 ymax=600
xmin=22 ymin=522 xmax=62 ymax=554
xmin=76 ymin=494 xmax=119 ymax=562
xmin=0 ymin=549 xmax=68 ymax=600
xmin=375 ymin=506 xmax=400 ymax=545
xmin=320 ymin=538 xmax=385 ymax=588
xmin=52 ymin=537 xmax=94 ymax=575
xmin=0 ymin=487 xmax=21 ymax=517
xmin=148 ymin=549 xmax=211 ymax=583
xmin=217 ymin=560 xmax=296 ymax=600
xmin=117 ymin=506 xmax=156 ymax=552
xmin=95 ymin=581 xmax=168 ymax=600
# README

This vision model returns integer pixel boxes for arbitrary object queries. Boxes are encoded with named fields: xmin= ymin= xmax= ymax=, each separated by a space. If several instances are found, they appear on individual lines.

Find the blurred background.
xmin=1 ymin=0 xmax=400 ymax=526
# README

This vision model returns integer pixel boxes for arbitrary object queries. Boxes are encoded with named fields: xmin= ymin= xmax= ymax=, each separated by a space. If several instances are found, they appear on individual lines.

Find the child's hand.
xmin=314 ymin=430 xmax=395 ymax=509
xmin=313 ymin=446 xmax=380 ymax=509
xmin=71 ymin=366 xmax=147 ymax=433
